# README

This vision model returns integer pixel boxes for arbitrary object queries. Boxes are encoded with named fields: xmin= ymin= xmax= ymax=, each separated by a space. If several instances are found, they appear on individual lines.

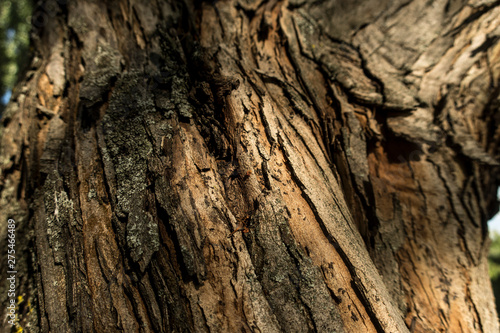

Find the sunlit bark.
xmin=1 ymin=0 xmax=499 ymax=332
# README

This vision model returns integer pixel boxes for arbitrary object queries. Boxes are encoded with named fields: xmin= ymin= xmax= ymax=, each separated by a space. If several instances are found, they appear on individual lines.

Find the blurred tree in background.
xmin=489 ymin=233 xmax=500 ymax=314
xmin=0 ymin=0 xmax=32 ymax=114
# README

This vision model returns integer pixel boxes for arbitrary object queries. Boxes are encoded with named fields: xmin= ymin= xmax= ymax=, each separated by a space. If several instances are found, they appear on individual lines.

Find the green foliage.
xmin=490 ymin=233 xmax=500 ymax=277
xmin=0 ymin=0 xmax=33 ymax=107
xmin=489 ymin=232 xmax=500 ymax=314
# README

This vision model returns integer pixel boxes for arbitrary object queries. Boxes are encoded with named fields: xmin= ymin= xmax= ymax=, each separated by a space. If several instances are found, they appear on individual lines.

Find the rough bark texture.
xmin=1 ymin=0 xmax=500 ymax=332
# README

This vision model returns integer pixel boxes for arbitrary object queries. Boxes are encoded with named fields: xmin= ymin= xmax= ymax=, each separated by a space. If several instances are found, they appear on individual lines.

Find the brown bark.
xmin=1 ymin=0 xmax=500 ymax=332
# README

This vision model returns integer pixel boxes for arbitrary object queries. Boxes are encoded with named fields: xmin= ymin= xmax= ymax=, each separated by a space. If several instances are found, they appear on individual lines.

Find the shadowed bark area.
xmin=0 ymin=0 xmax=499 ymax=332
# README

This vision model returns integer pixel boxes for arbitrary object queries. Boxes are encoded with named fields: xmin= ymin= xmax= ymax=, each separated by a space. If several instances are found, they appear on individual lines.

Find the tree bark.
xmin=1 ymin=0 xmax=500 ymax=332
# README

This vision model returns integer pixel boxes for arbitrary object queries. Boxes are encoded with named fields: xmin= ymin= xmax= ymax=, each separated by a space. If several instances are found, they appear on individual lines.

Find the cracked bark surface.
xmin=0 ymin=0 xmax=499 ymax=332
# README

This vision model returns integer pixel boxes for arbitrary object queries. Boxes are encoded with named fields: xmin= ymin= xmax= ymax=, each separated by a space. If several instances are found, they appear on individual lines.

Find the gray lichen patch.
xmin=113 ymin=154 xmax=148 ymax=215
xmin=127 ymin=201 xmax=159 ymax=272
xmin=170 ymin=76 xmax=193 ymax=119
xmin=87 ymin=188 xmax=97 ymax=201
xmin=101 ymin=71 xmax=162 ymax=271
xmin=79 ymin=40 xmax=123 ymax=106
xmin=43 ymin=173 xmax=76 ymax=264
xmin=102 ymin=71 xmax=154 ymax=215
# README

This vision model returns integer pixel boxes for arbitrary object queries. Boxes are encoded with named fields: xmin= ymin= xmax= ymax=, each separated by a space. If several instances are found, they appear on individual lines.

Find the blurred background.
xmin=488 ymin=188 xmax=500 ymax=312
xmin=0 ymin=0 xmax=31 ymax=115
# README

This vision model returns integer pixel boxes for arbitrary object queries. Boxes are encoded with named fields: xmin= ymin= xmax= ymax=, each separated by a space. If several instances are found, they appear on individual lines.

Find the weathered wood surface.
xmin=0 ymin=0 xmax=499 ymax=332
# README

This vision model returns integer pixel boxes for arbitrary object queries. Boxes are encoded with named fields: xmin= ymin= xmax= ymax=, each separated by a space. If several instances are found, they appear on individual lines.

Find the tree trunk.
xmin=1 ymin=0 xmax=500 ymax=332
